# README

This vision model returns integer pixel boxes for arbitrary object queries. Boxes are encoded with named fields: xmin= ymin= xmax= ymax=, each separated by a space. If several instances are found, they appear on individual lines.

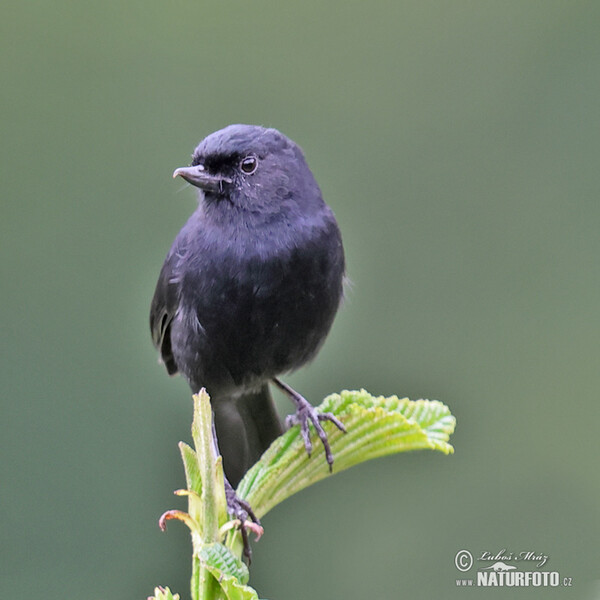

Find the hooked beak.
xmin=172 ymin=165 xmax=230 ymax=193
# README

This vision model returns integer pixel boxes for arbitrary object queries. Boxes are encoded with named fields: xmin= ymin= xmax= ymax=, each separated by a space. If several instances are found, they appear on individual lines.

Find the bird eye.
xmin=240 ymin=155 xmax=258 ymax=174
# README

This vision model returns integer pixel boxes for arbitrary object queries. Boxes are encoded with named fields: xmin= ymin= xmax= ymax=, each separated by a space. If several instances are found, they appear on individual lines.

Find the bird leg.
xmin=272 ymin=377 xmax=346 ymax=470
xmin=212 ymin=424 xmax=261 ymax=561
xmin=223 ymin=477 xmax=262 ymax=562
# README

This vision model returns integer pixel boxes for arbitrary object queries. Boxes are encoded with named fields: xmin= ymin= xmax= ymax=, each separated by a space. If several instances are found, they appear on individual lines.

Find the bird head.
xmin=173 ymin=125 xmax=323 ymax=219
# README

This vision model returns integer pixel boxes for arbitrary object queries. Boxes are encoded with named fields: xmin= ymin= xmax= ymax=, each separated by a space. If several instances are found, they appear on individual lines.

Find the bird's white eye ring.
xmin=240 ymin=155 xmax=258 ymax=174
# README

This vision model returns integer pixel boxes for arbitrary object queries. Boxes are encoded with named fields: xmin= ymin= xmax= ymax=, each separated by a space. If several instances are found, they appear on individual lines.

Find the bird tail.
xmin=212 ymin=383 xmax=282 ymax=488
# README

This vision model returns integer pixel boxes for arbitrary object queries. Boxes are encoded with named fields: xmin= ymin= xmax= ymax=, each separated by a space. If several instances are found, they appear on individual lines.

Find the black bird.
xmin=150 ymin=124 xmax=346 ymax=489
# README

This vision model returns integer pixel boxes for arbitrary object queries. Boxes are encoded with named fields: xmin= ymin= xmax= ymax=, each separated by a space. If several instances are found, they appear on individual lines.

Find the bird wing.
xmin=149 ymin=246 xmax=181 ymax=375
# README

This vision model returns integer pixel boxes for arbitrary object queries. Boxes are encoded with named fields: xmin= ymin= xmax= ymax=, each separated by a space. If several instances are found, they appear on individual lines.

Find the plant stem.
xmin=192 ymin=390 xmax=222 ymax=600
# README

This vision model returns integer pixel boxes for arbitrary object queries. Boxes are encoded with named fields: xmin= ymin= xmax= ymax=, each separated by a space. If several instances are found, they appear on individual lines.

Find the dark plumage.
xmin=150 ymin=124 xmax=345 ymax=487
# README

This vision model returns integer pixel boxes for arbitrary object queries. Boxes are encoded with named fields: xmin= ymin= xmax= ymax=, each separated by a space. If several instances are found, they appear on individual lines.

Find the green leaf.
xmin=237 ymin=390 xmax=455 ymax=518
xmin=199 ymin=543 xmax=261 ymax=600
xmin=199 ymin=543 xmax=249 ymax=585
xmin=202 ymin=568 xmax=260 ymax=600
xmin=178 ymin=441 xmax=203 ymax=532
xmin=179 ymin=441 xmax=202 ymax=496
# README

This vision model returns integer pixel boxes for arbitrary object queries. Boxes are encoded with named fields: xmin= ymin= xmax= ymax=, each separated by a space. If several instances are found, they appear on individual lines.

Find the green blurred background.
xmin=2 ymin=1 xmax=599 ymax=598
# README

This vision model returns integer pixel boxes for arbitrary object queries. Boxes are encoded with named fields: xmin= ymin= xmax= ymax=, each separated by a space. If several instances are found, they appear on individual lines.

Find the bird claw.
xmin=224 ymin=479 xmax=261 ymax=562
xmin=285 ymin=393 xmax=347 ymax=470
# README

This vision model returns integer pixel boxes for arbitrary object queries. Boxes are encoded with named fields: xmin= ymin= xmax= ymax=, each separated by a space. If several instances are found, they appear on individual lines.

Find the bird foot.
xmin=274 ymin=378 xmax=346 ymax=470
xmin=224 ymin=479 xmax=262 ymax=562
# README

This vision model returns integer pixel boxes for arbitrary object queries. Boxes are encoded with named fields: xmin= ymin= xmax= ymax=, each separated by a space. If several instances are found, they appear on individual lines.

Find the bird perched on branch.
xmin=150 ymin=124 xmax=346 ymax=491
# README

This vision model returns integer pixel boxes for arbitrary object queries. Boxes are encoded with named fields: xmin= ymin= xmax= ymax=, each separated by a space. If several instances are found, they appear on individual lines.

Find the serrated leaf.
xmin=203 ymin=566 xmax=260 ymax=600
xmin=199 ymin=543 xmax=261 ymax=600
xmin=199 ymin=542 xmax=249 ymax=585
xmin=237 ymin=390 xmax=455 ymax=518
